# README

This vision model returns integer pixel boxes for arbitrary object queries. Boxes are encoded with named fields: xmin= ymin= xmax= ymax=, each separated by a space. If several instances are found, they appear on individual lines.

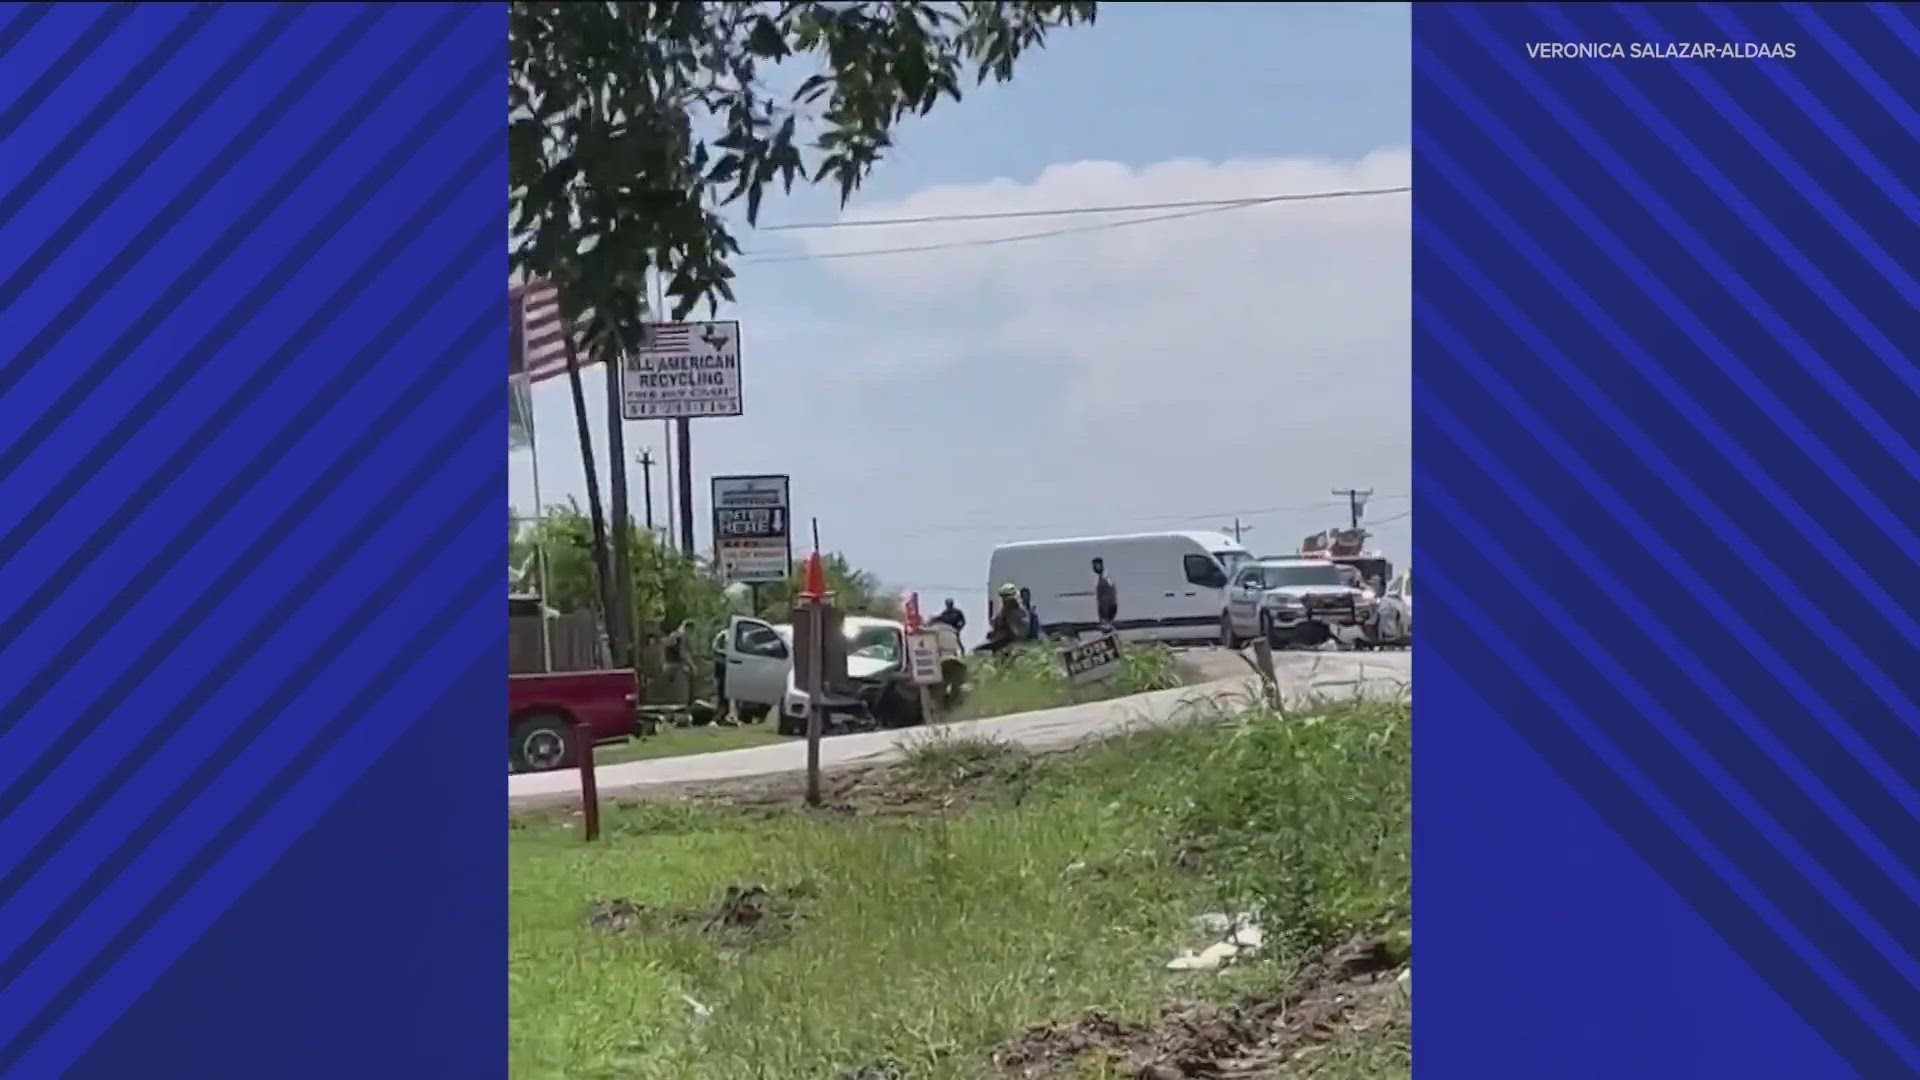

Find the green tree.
xmin=509 ymin=0 xmax=1097 ymax=354
xmin=514 ymin=505 xmax=902 ymax=694
xmin=510 ymin=504 xmax=716 ymax=629
xmin=509 ymin=3 xmax=1091 ymax=673
xmin=751 ymin=552 xmax=900 ymax=621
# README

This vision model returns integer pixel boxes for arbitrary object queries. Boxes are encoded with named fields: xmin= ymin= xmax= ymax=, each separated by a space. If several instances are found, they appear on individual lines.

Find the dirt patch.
xmin=517 ymin=761 xmax=1028 ymax=835
xmin=993 ymin=936 xmax=1409 ymax=1079
xmin=584 ymin=882 xmax=818 ymax=947
xmin=627 ymin=750 xmax=1052 ymax=821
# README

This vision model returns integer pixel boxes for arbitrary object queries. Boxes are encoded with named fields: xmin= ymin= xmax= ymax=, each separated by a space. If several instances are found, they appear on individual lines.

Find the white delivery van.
xmin=986 ymin=531 xmax=1254 ymax=644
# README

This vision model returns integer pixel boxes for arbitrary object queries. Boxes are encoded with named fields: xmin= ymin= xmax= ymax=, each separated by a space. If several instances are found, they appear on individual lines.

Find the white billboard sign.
xmin=623 ymin=321 xmax=743 ymax=420
xmin=711 ymin=474 xmax=791 ymax=584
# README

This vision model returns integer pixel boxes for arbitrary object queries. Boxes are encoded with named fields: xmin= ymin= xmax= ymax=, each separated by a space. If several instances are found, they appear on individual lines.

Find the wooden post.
xmin=804 ymin=595 xmax=825 ymax=807
xmin=578 ymin=737 xmax=600 ymax=842
xmin=795 ymin=551 xmax=833 ymax=807
xmin=1251 ymin=633 xmax=1282 ymax=713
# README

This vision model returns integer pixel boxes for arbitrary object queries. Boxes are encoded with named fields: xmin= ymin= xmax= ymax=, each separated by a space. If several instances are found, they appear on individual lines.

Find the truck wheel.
xmin=510 ymin=713 xmax=576 ymax=773
xmin=1258 ymin=611 xmax=1276 ymax=648
xmin=738 ymin=702 xmax=771 ymax=723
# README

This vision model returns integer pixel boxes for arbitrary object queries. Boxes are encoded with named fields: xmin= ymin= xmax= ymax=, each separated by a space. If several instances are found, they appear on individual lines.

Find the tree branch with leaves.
xmin=510 ymin=0 xmax=1096 ymax=353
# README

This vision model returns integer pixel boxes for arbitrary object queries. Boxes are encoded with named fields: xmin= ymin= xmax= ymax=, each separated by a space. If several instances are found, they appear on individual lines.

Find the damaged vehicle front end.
xmin=777 ymin=618 xmax=965 ymax=736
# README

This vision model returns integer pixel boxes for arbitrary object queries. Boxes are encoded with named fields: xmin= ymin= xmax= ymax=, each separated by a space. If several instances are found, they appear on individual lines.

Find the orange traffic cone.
xmin=799 ymin=552 xmax=826 ymax=600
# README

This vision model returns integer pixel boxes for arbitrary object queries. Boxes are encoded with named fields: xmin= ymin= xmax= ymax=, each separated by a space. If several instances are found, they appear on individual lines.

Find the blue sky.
xmin=512 ymin=2 xmax=1412 ymax=616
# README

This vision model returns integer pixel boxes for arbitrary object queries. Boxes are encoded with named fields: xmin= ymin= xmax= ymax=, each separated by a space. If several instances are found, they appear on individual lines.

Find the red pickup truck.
xmin=508 ymin=669 xmax=640 ymax=773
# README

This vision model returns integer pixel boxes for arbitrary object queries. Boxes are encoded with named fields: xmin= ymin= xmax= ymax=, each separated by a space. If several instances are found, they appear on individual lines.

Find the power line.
xmin=741 ymin=184 xmax=1411 ymax=265
xmin=895 ymin=495 xmax=1410 ymax=538
xmin=759 ymin=186 xmax=1410 ymax=232
xmin=897 ymin=502 xmax=1329 ymax=537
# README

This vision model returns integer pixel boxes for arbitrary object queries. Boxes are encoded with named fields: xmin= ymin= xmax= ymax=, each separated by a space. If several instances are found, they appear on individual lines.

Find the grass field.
xmin=509 ymin=696 xmax=1410 ymax=1079
xmin=592 ymin=719 xmax=789 ymax=765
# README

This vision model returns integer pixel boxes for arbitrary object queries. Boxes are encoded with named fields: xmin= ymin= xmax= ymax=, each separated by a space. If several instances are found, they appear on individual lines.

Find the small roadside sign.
xmin=1060 ymin=632 xmax=1122 ymax=685
xmin=906 ymin=631 xmax=943 ymax=687
xmin=711 ymin=474 xmax=791 ymax=584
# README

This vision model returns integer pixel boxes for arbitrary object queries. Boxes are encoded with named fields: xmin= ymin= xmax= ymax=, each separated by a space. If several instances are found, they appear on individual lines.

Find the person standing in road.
xmin=1092 ymin=557 xmax=1118 ymax=629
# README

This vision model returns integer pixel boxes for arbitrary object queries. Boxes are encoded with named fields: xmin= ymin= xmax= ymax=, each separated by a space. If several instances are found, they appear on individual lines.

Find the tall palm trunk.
xmin=604 ymin=333 xmax=633 ymax=667
xmin=557 ymin=290 xmax=619 ymax=664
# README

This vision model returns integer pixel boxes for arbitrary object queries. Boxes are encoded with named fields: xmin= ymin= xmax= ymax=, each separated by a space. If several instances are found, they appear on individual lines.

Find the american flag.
xmin=507 ymin=280 xmax=591 ymax=384
xmin=641 ymin=322 xmax=694 ymax=352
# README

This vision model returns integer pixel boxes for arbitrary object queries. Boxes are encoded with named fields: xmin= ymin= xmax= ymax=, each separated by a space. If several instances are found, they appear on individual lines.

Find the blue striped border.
xmin=0 ymin=5 xmax=503 ymax=1076
xmin=1416 ymin=4 xmax=1920 ymax=1076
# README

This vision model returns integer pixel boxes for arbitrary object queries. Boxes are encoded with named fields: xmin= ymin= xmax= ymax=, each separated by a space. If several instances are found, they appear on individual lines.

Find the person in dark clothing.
xmin=1093 ymin=558 xmax=1118 ymax=628
xmin=1020 ymin=587 xmax=1042 ymax=639
xmin=710 ymin=628 xmax=730 ymax=722
xmin=662 ymin=621 xmax=692 ymax=707
xmin=932 ymin=597 xmax=967 ymax=633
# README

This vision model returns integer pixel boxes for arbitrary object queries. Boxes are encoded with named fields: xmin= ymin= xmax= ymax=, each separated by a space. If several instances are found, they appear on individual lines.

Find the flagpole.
xmin=518 ymin=374 xmax=555 ymax=672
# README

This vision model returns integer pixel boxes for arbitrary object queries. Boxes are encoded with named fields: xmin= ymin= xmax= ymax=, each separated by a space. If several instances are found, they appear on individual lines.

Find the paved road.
xmin=507 ymin=647 xmax=1410 ymax=811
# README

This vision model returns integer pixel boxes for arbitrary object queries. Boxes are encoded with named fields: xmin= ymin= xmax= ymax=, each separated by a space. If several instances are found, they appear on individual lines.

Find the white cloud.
xmin=512 ymin=148 xmax=1411 ymax=609
xmin=805 ymin=149 xmax=1410 ymax=558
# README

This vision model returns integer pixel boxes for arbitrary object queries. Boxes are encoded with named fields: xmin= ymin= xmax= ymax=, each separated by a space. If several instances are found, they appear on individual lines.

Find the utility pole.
xmin=1331 ymin=488 xmax=1373 ymax=530
xmin=676 ymin=416 xmax=695 ymax=555
xmin=636 ymin=449 xmax=655 ymax=532
xmin=1220 ymin=518 xmax=1253 ymax=544
xmin=661 ymin=422 xmax=675 ymax=545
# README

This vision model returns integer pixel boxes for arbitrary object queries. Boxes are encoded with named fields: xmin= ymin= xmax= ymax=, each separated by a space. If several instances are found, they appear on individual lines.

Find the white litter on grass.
xmin=1167 ymin=941 xmax=1242 ymax=971
xmin=1168 ymin=913 xmax=1265 ymax=971
xmin=682 ymin=994 xmax=713 ymax=1019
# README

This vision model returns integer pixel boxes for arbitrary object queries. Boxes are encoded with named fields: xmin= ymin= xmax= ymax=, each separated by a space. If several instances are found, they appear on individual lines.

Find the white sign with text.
xmin=623 ymin=321 xmax=743 ymax=420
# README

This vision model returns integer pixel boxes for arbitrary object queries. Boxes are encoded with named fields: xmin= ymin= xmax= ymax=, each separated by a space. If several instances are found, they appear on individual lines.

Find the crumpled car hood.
xmin=786 ymin=654 xmax=901 ymax=702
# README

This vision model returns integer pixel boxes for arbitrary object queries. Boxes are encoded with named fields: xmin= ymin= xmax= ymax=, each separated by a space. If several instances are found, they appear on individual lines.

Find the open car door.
xmin=724 ymin=616 xmax=791 ymax=708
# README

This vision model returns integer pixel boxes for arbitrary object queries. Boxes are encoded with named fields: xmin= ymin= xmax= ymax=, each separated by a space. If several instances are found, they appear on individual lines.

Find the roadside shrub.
xmin=1115 ymin=642 xmax=1181 ymax=693
xmin=1176 ymin=701 xmax=1411 ymax=955
xmin=954 ymin=641 xmax=1183 ymax=720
